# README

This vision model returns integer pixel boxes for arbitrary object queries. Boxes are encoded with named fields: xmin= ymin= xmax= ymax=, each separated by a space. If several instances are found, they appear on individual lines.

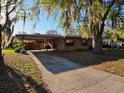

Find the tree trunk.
xmin=0 ymin=25 xmax=4 ymax=65
xmin=92 ymin=34 xmax=102 ymax=54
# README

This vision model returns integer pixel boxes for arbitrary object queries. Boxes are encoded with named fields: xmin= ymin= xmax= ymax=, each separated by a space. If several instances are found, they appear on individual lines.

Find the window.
xmin=81 ymin=39 xmax=88 ymax=45
xmin=65 ymin=39 xmax=74 ymax=46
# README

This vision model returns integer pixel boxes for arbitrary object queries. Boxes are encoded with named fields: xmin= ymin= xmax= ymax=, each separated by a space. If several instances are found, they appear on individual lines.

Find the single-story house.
xmin=13 ymin=34 xmax=92 ymax=51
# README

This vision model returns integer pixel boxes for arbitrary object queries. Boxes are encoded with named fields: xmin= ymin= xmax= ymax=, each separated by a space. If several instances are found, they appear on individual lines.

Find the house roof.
xmin=15 ymin=34 xmax=82 ymax=40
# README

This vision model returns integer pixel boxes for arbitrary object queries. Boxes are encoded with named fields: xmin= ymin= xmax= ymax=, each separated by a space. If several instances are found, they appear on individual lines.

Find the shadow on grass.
xmin=46 ymin=50 xmax=124 ymax=65
xmin=0 ymin=65 xmax=47 ymax=93
xmin=33 ymin=50 xmax=124 ymax=74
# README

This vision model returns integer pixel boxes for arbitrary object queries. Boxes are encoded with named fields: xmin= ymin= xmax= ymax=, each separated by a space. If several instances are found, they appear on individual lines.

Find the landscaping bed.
xmin=1 ymin=50 xmax=47 ymax=93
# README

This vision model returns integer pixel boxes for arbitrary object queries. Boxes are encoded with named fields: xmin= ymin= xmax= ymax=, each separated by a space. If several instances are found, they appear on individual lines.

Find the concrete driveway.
xmin=34 ymin=53 xmax=87 ymax=74
xmin=31 ymin=52 xmax=124 ymax=93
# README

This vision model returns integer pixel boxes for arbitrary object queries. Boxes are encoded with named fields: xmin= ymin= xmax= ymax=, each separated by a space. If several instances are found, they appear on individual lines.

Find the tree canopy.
xmin=0 ymin=0 xmax=124 ymax=55
xmin=36 ymin=0 xmax=124 ymax=53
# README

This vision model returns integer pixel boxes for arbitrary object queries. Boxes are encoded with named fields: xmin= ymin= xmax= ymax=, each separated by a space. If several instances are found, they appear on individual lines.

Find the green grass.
xmin=2 ymin=49 xmax=45 ymax=93
xmin=2 ymin=49 xmax=16 ymax=55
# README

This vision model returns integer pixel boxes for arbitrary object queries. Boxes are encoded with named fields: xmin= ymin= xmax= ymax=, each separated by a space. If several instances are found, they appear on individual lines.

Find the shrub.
xmin=14 ymin=46 xmax=22 ymax=53
xmin=12 ymin=43 xmax=21 ymax=48
xmin=14 ymin=43 xmax=25 ymax=53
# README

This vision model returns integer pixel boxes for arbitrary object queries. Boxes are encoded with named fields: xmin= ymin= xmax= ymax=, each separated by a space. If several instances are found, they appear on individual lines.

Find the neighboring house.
xmin=102 ymin=39 xmax=124 ymax=48
xmin=13 ymin=34 xmax=92 ymax=51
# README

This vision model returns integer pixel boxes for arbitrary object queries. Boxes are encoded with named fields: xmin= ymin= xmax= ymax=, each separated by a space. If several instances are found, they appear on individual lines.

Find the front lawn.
xmin=3 ymin=49 xmax=16 ymax=55
xmin=94 ymin=59 xmax=124 ymax=77
xmin=1 ymin=49 xmax=47 ymax=93
xmin=46 ymin=50 xmax=124 ymax=77
xmin=47 ymin=50 xmax=124 ymax=65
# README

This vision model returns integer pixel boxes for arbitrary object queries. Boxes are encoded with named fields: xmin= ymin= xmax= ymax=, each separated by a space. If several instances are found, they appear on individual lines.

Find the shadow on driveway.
xmin=33 ymin=52 xmax=87 ymax=74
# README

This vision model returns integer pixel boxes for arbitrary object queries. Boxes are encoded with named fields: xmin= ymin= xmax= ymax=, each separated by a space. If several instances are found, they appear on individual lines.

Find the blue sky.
xmin=14 ymin=0 xmax=124 ymax=36
xmin=14 ymin=0 xmax=64 ymax=35
xmin=14 ymin=12 xmax=64 ymax=35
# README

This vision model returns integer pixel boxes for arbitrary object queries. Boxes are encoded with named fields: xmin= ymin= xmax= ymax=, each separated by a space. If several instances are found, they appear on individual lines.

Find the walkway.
xmin=30 ymin=52 xmax=124 ymax=93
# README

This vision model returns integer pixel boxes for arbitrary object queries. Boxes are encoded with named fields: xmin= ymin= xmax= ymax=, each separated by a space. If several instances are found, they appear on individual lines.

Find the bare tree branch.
xmin=8 ymin=6 xmax=15 ymax=14
xmin=99 ymin=1 xmax=115 ymax=35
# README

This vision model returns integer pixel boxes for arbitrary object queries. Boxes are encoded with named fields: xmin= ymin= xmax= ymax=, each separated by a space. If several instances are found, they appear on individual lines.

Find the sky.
xmin=12 ymin=0 xmax=124 ymax=36
xmin=14 ymin=12 xmax=64 ymax=35
xmin=14 ymin=0 xmax=64 ymax=35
